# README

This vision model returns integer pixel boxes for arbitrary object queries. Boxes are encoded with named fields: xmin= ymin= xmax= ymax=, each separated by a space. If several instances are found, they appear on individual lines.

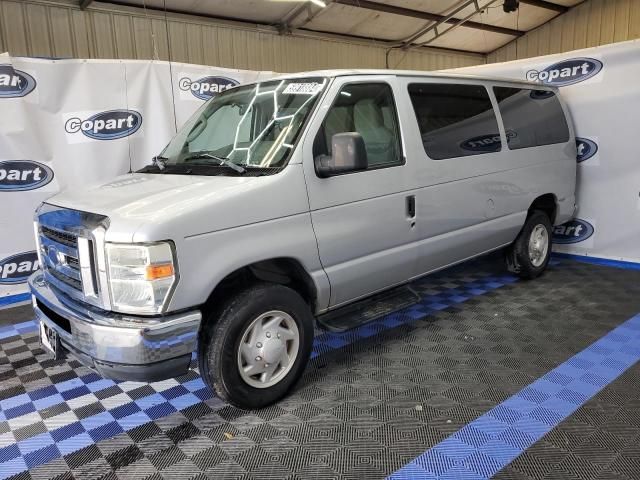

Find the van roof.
xmin=266 ymin=69 xmax=548 ymax=89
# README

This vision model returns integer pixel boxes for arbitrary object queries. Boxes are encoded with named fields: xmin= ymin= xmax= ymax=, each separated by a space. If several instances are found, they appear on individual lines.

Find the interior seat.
xmin=353 ymin=99 xmax=395 ymax=166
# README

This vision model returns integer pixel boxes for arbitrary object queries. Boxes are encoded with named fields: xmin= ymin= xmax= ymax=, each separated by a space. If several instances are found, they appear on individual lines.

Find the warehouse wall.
xmin=0 ymin=0 xmax=483 ymax=72
xmin=488 ymin=0 xmax=640 ymax=63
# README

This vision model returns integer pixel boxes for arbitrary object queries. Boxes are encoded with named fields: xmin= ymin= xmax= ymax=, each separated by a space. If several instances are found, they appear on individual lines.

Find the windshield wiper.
xmin=183 ymin=152 xmax=246 ymax=174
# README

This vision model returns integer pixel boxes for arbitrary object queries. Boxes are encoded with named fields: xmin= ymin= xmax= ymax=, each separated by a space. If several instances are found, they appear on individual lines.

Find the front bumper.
xmin=29 ymin=272 xmax=201 ymax=382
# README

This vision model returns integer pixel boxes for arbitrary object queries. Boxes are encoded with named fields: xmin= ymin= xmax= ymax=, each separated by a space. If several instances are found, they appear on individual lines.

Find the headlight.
xmin=105 ymin=242 xmax=177 ymax=315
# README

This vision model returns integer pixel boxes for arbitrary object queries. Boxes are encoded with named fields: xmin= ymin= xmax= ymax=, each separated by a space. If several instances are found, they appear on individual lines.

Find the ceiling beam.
xmin=303 ymin=27 xmax=485 ymax=56
xmin=487 ymin=0 xmax=577 ymax=55
xmin=408 ymin=0 xmax=502 ymax=48
xmin=331 ymin=0 xmax=525 ymax=37
xmin=79 ymin=0 xmax=93 ymax=9
xmin=101 ymin=0 xmax=484 ymax=56
xmin=519 ymin=0 xmax=568 ymax=13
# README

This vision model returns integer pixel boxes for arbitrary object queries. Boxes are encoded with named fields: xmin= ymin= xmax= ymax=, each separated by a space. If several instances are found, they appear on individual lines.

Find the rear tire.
xmin=505 ymin=210 xmax=552 ymax=279
xmin=198 ymin=283 xmax=314 ymax=409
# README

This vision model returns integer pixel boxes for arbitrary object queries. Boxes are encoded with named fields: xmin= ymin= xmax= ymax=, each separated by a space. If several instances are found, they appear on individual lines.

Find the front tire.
xmin=198 ymin=283 xmax=314 ymax=409
xmin=505 ymin=210 xmax=552 ymax=279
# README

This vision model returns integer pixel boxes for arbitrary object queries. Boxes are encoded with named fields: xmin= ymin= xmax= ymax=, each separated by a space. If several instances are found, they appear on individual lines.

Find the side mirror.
xmin=315 ymin=132 xmax=368 ymax=178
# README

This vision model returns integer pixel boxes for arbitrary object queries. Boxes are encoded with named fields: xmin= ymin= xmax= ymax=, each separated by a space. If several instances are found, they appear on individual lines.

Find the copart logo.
xmin=576 ymin=138 xmax=598 ymax=163
xmin=526 ymin=58 xmax=602 ymax=86
xmin=553 ymin=219 xmax=594 ymax=244
xmin=0 ymin=65 xmax=36 ymax=98
xmin=179 ymin=76 xmax=239 ymax=100
xmin=0 ymin=251 xmax=39 ymax=284
xmin=460 ymin=130 xmax=516 ymax=152
xmin=65 ymin=110 xmax=142 ymax=140
xmin=0 ymin=160 xmax=54 ymax=191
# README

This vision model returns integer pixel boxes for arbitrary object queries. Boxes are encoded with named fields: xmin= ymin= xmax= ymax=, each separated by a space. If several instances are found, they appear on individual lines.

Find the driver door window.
xmin=313 ymin=83 xmax=403 ymax=170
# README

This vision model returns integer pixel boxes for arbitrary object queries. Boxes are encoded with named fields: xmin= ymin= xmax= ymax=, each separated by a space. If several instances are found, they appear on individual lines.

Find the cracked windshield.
xmin=153 ymin=77 xmax=327 ymax=174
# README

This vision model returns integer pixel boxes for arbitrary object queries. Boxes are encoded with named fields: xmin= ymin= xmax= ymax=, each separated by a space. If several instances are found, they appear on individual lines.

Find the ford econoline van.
xmin=30 ymin=70 xmax=576 ymax=408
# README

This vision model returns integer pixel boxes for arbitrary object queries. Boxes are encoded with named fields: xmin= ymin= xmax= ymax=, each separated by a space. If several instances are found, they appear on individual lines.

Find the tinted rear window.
xmin=408 ymin=83 xmax=500 ymax=160
xmin=493 ymin=87 xmax=570 ymax=150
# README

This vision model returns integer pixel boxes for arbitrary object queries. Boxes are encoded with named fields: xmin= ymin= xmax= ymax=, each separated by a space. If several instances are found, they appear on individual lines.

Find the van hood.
xmin=50 ymin=173 xmax=254 ymax=213
xmin=47 ymin=169 xmax=309 ymax=241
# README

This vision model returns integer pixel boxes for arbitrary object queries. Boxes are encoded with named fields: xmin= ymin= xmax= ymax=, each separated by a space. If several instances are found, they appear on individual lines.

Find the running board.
xmin=317 ymin=286 xmax=421 ymax=333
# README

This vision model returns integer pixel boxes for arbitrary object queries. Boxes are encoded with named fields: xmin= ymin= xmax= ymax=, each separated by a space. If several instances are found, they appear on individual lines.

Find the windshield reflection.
xmin=148 ymin=77 xmax=327 ymax=176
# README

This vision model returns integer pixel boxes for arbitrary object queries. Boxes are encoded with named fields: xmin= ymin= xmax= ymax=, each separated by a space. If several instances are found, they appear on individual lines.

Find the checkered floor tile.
xmin=1 ymin=254 xmax=640 ymax=479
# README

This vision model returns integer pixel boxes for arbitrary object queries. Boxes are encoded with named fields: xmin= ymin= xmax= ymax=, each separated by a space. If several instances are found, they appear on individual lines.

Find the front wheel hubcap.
xmin=237 ymin=310 xmax=299 ymax=388
xmin=528 ymin=224 xmax=549 ymax=267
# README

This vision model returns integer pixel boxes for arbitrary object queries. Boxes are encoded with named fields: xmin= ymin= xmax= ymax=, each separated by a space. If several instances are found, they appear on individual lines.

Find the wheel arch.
xmin=529 ymin=193 xmax=558 ymax=225
xmin=201 ymin=257 xmax=319 ymax=324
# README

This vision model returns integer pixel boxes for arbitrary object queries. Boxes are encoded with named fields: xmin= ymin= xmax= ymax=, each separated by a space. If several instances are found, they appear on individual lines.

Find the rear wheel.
xmin=198 ymin=283 xmax=314 ymax=409
xmin=505 ymin=210 xmax=552 ymax=279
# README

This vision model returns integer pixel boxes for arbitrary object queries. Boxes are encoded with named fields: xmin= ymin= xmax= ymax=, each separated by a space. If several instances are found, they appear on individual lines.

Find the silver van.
xmin=30 ymin=70 xmax=576 ymax=408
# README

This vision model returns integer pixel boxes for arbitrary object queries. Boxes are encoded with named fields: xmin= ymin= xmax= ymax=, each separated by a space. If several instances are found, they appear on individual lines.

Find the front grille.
xmin=37 ymin=205 xmax=108 ymax=309
xmin=39 ymin=224 xmax=83 ymax=294
xmin=49 ymin=268 xmax=82 ymax=291
xmin=41 ymin=226 xmax=78 ymax=248
xmin=66 ymin=256 xmax=79 ymax=270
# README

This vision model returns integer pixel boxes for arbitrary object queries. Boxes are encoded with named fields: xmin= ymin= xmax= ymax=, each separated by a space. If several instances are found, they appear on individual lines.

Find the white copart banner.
xmin=449 ymin=39 xmax=640 ymax=263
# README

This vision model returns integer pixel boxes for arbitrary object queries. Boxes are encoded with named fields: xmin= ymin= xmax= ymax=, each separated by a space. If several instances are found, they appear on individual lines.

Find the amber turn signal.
xmin=145 ymin=263 xmax=174 ymax=280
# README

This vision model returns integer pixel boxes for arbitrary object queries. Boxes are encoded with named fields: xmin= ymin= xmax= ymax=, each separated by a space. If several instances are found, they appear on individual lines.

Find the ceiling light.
xmin=309 ymin=0 xmax=327 ymax=7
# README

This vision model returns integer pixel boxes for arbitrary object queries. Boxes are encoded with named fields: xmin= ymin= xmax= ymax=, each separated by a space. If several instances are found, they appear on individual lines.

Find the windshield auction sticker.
xmin=283 ymin=82 xmax=324 ymax=95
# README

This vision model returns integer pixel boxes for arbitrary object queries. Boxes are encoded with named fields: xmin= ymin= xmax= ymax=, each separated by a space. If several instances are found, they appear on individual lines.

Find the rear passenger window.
xmin=313 ymin=83 xmax=402 ymax=169
xmin=493 ymin=87 xmax=570 ymax=150
xmin=407 ymin=83 xmax=500 ymax=160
